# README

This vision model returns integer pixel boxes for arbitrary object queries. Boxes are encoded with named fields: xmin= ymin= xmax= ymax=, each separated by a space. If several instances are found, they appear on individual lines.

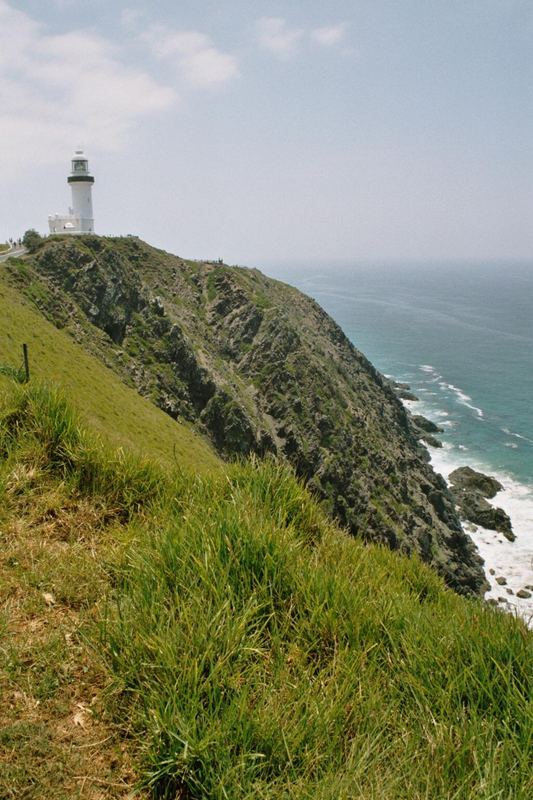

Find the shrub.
xmin=22 ymin=229 xmax=43 ymax=253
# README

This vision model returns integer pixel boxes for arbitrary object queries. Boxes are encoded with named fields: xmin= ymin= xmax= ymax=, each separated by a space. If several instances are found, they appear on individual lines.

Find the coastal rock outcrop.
xmin=449 ymin=467 xmax=514 ymax=541
xmin=6 ymin=235 xmax=488 ymax=596
xmin=449 ymin=466 xmax=502 ymax=498
xmin=390 ymin=381 xmax=419 ymax=402
xmin=411 ymin=415 xmax=444 ymax=435
xmin=409 ymin=414 xmax=444 ymax=449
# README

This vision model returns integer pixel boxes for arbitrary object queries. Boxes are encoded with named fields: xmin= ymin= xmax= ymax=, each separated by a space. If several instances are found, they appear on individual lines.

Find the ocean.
xmin=264 ymin=260 xmax=533 ymax=624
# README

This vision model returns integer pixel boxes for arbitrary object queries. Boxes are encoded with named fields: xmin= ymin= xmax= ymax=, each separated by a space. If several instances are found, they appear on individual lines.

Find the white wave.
xmin=419 ymin=364 xmax=443 ymax=383
xmin=502 ymin=427 xmax=533 ymax=446
xmin=428 ymin=444 xmax=533 ymax=627
xmin=504 ymin=442 xmax=519 ymax=449
xmin=438 ymin=381 xmax=471 ymax=402
xmin=438 ymin=380 xmax=484 ymax=419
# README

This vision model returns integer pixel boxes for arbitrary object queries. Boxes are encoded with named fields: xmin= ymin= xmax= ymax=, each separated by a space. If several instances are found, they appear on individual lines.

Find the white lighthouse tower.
xmin=48 ymin=150 xmax=95 ymax=235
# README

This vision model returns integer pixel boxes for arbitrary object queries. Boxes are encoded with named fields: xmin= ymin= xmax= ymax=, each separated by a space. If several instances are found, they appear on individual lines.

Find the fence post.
xmin=22 ymin=343 xmax=30 ymax=382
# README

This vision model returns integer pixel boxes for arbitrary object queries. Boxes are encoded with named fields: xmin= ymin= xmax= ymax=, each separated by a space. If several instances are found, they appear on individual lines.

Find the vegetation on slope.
xmin=0 ymin=383 xmax=161 ymax=798
xmin=1 ymin=382 xmax=531 ymax=799
xmin=4 ymin=235 xmax=485 ymax=595
xmin=0 ymin=273 xmax=220 ymax=472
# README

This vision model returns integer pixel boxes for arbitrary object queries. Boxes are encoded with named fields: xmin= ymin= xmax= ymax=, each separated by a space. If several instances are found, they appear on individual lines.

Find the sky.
xmin=1 ymin=0 xmax=532 ymax=265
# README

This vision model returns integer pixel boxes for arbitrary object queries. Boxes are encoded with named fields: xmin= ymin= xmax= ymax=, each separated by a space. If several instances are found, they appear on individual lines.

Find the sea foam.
xmin=429 ymin=444 xmax=533 ymax=628
xmin=502 ymin=427 xmax=533 ymax=446
xmin=403 ymin=397 xmax=533 ymax=627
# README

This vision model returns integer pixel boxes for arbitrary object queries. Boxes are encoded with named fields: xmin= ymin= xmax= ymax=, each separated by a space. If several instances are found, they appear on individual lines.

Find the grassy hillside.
xmin=1 ymin=383 xmax=531 ymax=799
xmin=0 ymin=273 xmax=220 ymax=473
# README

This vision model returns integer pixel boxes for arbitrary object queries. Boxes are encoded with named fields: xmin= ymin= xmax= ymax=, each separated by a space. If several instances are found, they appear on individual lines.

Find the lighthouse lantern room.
xmin=48 ymin=150 xmax=95 ymax=235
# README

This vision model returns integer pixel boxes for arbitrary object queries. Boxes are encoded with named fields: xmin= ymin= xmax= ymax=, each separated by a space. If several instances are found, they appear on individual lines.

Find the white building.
xmin=48 ymin=150 xmax=95 ymax=235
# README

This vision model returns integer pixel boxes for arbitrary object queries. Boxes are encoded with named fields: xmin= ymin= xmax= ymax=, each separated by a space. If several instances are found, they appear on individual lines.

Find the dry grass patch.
xmin=0 ymin=467 xmax=145 ymax=799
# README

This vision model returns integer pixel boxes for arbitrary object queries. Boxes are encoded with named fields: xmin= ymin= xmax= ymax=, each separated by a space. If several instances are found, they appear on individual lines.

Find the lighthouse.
xmin=48 ymin=150 xmax=95 ymax=235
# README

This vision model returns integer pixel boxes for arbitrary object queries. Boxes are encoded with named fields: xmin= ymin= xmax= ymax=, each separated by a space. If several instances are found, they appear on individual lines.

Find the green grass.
xmin=1 ymin=382 xmax=531 ymax=799
xmin=102 ymin=469 xmax=532 ymax=799
xmin=0 ymin=382 xmax=157 ymax=797
xmin=0 ymin=243 xmax=10 ymax=253
xmin=207 ymin=270 xmax=218 ymax=301
xmin=0 ymin=274 xmax=220 ymax=473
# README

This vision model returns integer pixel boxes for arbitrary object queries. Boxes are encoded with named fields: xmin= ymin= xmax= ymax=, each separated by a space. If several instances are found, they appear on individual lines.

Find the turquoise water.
xmin=264 ymin=261 xmax=533 ymax=485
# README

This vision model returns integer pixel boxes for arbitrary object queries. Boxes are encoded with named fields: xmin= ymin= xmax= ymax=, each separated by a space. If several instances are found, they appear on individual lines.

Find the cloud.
xmin=0 ymin=1 xmax=175 ymax=178
xmin=141 ymin=25 xmax=239 ymax=88
xmin=120 ymin=7 xmax=145 ymax=31
xmin=255 ymin=17 xmax=304 ymax=59
xmin=256 ymin=17 xmax=349 ymax=58
xmin=311 ymin=23 xmax=348 ymax=47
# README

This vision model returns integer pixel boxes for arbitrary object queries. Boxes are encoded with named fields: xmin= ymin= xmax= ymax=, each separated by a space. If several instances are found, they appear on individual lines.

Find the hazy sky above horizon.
xmin=1 ymin=0 xmax=532 ymax=265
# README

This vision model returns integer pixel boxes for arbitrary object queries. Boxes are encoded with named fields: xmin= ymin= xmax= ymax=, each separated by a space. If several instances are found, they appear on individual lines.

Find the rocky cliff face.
xmin=6 ymin=235 xmax=487 ymax=595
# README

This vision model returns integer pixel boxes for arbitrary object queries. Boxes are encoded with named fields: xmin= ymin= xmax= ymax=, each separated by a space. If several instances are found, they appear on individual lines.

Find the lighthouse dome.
xmin=71 ymin=150 xmax=90 ymax=175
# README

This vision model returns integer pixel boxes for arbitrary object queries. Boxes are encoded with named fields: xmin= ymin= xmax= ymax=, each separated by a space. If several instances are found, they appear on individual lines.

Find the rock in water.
xmin=449 ymin=467 xmax=514 ymax=541
xmin=449 ymin=466 xmax=503 ymax=499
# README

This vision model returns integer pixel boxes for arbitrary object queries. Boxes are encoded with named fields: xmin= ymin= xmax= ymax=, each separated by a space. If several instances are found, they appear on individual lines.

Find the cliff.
xmin=4 ymin=234 xmax=486 ymax=594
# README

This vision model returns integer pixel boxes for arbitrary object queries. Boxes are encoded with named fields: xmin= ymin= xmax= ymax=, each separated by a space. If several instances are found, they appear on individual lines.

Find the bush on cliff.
xmin=22 ymin=228 xmax=43 ymax=253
